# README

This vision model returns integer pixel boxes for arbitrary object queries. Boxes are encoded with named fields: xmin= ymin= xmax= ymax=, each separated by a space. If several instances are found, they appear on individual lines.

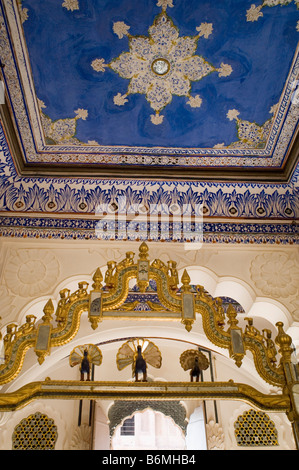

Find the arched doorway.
xmin=92 ymin=400 xmax=208 ymax=450
xmin=111 ymin=408 xmax=186 ymax=450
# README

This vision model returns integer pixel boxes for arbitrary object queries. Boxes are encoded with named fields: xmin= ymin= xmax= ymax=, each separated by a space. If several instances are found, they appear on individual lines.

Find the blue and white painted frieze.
xmin=0 ymin=122 xmax=298 ymax=244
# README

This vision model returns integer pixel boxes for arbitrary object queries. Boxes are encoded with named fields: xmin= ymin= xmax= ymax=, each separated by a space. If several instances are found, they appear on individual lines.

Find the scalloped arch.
xmin=178 ymin=265 xmax=295 ymax=332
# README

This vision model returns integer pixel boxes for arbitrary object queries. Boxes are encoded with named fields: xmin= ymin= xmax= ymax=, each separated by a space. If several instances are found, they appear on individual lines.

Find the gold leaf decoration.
xmin=116 ymin=338 xmax=162 ymax=372
xmin=179 ymin=349 xmax=209 ymax=371
xmin=69 ymin=344 xmax=102 ymax=368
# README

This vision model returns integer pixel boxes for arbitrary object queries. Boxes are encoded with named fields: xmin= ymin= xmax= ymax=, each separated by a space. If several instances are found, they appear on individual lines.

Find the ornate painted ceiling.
xmin=0 ymin=0 xmax=298 ymax=180
xmin=0 ymin=0 xmax=298 ymax=245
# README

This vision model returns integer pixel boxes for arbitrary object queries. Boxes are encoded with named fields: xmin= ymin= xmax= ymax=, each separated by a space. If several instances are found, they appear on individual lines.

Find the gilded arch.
xmin=0 ymin=242 xmax=288 ymax=386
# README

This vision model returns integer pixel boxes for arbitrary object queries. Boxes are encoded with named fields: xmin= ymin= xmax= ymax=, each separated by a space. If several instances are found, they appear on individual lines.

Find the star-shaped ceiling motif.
xmin=92 ymin=3 xmax=232 ymax=125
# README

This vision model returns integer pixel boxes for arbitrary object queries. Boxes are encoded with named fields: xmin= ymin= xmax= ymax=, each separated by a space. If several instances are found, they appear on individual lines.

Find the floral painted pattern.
xmin=0 ymin=118 xmax=298 ymax=230
xmin=246 ymin=0 xmax=299 ymax=30
xmin=1 ymin=0 xmax=298 ymax=168
xmin=62 ymin=0 xmax=79 ymax=12
xmin=92 ymin=3 xmax=232 ymax=124
xmin=38 ymin=100 xmax=91 ymax=145
xmin=213 ymin=107 xmax=277 ymax=149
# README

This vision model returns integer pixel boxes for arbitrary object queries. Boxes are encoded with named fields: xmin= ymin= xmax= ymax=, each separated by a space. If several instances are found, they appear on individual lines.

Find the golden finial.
xmin=42 ymin=300 xmax=54 ymax=324
xmin=226 ymin=304 xmax=238 ymax=328
xmin=139 ymin=242 xmax=149 ymax=260
xmin=275 ymin=322 xmax=293 ymax=364
xmin=181 ymin=269 xmax=191 ymax=292
xmin=92 ymin=267 xmax=103 ymax=291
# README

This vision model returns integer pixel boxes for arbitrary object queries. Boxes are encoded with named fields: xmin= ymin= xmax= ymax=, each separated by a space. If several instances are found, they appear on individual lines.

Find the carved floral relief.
xmin=250 ymin=252 xmax=299 ymax=298
xmin=4 ymin=249 xmax=60 ymax=297
xmin=206 ymin=420 xmax=225 ymax=450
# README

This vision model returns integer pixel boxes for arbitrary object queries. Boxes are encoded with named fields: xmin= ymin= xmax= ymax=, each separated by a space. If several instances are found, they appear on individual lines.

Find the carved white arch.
xmin=178 ymin=266 xmax=296 ymax=335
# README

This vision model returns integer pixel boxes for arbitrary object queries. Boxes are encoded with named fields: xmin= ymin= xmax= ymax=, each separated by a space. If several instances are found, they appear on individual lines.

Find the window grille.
xmin=234 ymin=409 xmax=278 ymax=447
xmin=12 ymin=412 xmax=58 ymax=450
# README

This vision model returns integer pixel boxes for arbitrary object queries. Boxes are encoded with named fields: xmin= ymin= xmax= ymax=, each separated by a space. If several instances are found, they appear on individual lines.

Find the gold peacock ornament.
xmin=69 ymin=344 xmax=102 ymax=381
xmin=116 ymin=338 xmax=162 ymax=382
xmin=180 ymin=349 xmax=209 ymax=382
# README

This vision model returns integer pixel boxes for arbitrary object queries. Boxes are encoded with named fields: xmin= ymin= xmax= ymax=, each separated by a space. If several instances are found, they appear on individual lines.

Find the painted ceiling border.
xmin=0 ymin=121 xmax=298 ymax=244
xmin=0 ymin=215 xmax=297 ymax=245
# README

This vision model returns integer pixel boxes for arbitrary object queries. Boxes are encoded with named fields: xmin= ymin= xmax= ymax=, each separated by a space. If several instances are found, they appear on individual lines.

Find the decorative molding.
xmin=0 ymin=380 xmax=291 ymax=413
xmin=0 ymin=118 xmax=298 ymax=234
xmin=0 ymin=216 xmax=297 ymax=245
